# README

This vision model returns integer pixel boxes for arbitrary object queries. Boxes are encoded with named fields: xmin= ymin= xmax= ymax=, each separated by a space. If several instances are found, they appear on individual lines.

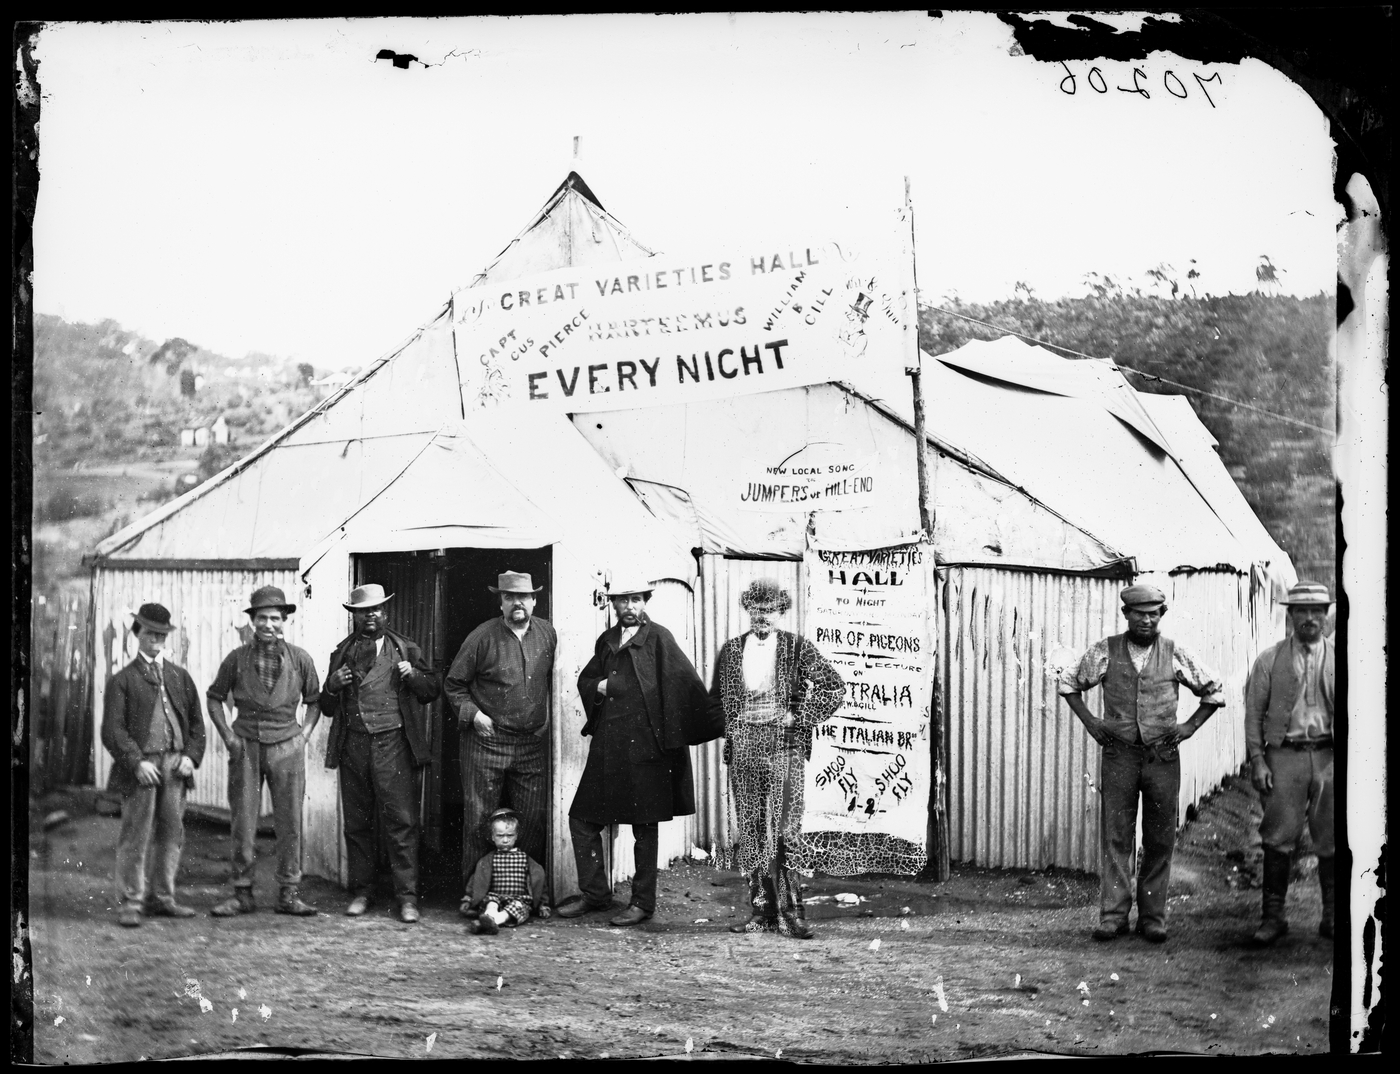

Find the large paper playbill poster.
xmin=800 ymin=541 xmax=934 ymax=875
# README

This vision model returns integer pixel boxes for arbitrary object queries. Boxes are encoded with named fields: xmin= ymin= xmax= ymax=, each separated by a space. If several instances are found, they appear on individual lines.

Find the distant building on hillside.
xmin=211 ymin=415 xmax=229 ymax=444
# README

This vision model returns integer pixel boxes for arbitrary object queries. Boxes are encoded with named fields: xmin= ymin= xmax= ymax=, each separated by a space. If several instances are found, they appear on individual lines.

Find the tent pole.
xmin=904 ymin=176 xmax=950 ymax=883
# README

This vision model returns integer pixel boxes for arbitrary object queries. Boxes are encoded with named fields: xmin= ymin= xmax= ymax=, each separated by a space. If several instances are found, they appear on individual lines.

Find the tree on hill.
xmin=918 ymin=287 xmax=1335 ymax=587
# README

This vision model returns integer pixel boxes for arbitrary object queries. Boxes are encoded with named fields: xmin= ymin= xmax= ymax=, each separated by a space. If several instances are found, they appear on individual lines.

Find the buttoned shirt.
xmin=445 ymin=617 xmax=557 ymax=734
xmin=252 ymin=637 xmax=283 ymax=693
xmin=1287 ymin=637 xmax=1331 ymax=740
xmin=138 ymin=651 xmax=184 ymax=754
xmin=741 ymin=632 xmax=777 ymax=692
xmin=1058 ymin=637 xmax=1225 ymax=706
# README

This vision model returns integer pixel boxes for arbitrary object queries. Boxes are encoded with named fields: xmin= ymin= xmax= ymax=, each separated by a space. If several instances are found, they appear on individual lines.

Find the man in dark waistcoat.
xmin=207 ymin=586 xmax=322 ymax=918
xmin=445 ymin=571 xmax=557 ymax=918
xmin=557 ymin=575 xmax=712 ymax=927
xmin=102 ymin=603 xmax=206 ymax=927
xmin=1246 ymin=580 xmax=1337 ymax=945
xmin=320 ymin=584 xmax=441 ymax=923
xmin=1059 ymin=584 xmax=1224 ymax=944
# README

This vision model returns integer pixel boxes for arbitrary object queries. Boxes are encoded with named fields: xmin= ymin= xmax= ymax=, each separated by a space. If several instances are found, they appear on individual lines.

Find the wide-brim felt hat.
xmin=488 ymin=571 xmax=543 ymax=595
xmin=245 ymin=585 xmax=296 ymax=617
xmin=343 ymin=583 xmax=393 ymax=610
xmin=133 ymin=602 xmax=176 ymax=634
xmin=607 ymin=573 xmax=656 ymax=598
xmin=1280 ymin=580 xmax=1333 ymax=606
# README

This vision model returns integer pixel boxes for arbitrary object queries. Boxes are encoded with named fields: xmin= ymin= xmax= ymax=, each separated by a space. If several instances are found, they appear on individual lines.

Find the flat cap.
xmin=1120 ymin=584 xmax=1167 ymax=609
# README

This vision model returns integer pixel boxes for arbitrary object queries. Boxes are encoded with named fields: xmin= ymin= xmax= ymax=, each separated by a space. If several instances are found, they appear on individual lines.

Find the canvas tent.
xmin=86 ymin=168 xmax=1294 ymax=894
xmin=569 ymin=336 xmax=1294 ymax=870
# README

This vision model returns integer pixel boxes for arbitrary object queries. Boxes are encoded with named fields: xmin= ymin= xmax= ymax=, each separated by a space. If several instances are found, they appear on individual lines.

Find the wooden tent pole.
xmin=904 ymin=176 xmax=950 ymax=882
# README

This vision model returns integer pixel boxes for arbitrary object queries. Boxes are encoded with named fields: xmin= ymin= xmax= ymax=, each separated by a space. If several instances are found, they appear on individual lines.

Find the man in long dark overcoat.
xmin=101 ymin=602 xmax=206 ymax=927
xmin=320 ymin=584 xmax=441 ymax=923
xmin=557 ymin=575 xmax=712 ymax=927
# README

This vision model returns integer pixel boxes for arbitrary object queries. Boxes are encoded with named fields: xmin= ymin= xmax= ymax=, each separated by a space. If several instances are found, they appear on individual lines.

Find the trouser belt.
xmin=1280 ymin=738 xmax=1333 ymax=750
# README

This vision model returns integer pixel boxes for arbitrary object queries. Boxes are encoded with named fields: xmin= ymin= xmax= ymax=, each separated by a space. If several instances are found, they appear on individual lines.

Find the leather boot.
xmin=275 ymin=887 xmax=318 ymax=916
xmin=1251 ymin=847 xmax=1291 ymax=946
xmin=211 ymin=889 xmax=256 ymax=917
xmin=1317 ymin=856 xmax=1335 ymax=939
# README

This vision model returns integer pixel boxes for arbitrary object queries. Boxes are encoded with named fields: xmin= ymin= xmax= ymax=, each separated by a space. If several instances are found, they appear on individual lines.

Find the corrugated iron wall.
xmin=92 ymin=566 xmax=302 ymax=816
xmin=693 ymin=555 xmax=805 ymax=862
xmin=941 ymin=568 xmax=1116 ymax=871
xmin=940 ymin=566 xmax=1269 ymax=872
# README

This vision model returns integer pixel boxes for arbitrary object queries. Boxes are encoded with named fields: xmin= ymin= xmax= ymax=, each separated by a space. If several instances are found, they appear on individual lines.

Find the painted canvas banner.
xmin=451 ymin=237 xmax=910 ymax=412
xmin=800 ymin=540 xmax=933 ymax=875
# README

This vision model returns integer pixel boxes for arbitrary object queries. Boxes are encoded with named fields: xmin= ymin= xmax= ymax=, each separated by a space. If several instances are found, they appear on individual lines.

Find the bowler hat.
xmin=1280 ymin=580 xmax=1333 ymax=606
xmin=1120 ymin=584 xmax=1167 ymax=610
xmin=607 ymin=573 xmax=655 ymax=598
xmin=133 ymin=602 xmax=176 ymax=634
xmin=489 ymin=571 xmax=543 ymax=595
xmin=343 ymin=583 xmax=394 ymax=610
xmin=245 ymin=585 xmax=296 ymax=617
xmin=487 ymin=807 xmax=521 ymax=826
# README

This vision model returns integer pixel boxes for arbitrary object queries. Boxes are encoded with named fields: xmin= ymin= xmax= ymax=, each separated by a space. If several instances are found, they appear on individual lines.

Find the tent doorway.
xmin=352 ymin=548 xmax=552 ymax=896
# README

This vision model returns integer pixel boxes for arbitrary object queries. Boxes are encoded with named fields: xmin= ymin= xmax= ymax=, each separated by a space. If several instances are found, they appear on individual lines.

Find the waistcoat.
xmin=1101 ymin=634 xmax=1179 ymax=745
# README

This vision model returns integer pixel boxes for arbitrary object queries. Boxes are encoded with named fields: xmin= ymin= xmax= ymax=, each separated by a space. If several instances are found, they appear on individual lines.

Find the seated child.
xmin=465 ymin=807 xmax=550 ymax=934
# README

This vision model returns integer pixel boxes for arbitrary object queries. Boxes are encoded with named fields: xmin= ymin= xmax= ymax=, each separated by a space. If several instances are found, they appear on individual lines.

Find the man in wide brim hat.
xmin=445 ymin=570 xmax=557 ymax=917
xmin=207 ymin=584 xmax=323 ymax=918
xmin=321 ymin=581 xmax=441 ymax=923
xmin=1245 ymin=581 xmax=1337 ymax=945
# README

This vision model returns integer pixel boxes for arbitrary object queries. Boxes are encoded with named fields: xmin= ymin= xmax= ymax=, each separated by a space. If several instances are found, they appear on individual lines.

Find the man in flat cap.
xmin=102 ymin=603 xmax=206 ymax=927
xmin=445 ymin=571 xmax=557 ymax=918
xmin=321 ymin=584 xmax=441 ymax=923
xmin=558 ymin=575 xmax=712 ymax=927
xmin=1246 ymin=581 xmax=1337 ymax=945
xmin=207 ymin=586 xmax=322 ymax=917
xmin=1059 ymin=583 xmax=1225 ymax=943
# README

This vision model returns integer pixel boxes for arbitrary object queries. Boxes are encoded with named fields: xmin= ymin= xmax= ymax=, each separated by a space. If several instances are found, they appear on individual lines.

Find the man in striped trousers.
xmin=445 ymin=572 xmax=557 ymax=919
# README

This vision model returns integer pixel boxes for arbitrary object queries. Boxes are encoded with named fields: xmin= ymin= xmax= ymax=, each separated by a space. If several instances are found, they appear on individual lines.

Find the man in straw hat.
xmin=445 ymin=571 xmax=557 ymax=919
xmin=557 ymin=574 xmax=712 ymax=927
xmin=1246 ymin=580 xmax=1337 ymax=945
xmin=321 ymin=583 xmax=441 ymax=923
xmin=102 ymin=603 xmax=206 ymax=927
xmin=207 ymin=586 xmax=323 ymax=918
xmin=1059 ymin=583 xmax=1225 ymax=944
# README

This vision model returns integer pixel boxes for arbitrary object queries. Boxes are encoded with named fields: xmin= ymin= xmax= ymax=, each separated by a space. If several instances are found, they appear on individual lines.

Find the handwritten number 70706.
xmin=1059 ymin=62 xmax=1222 ymax=108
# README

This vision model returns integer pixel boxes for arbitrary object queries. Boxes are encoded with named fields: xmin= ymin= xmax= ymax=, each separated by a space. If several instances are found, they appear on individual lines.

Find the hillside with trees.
xmin=919 ymin=282 xmax=1335 ymax=589
xmin=30 ymin=314 xmax=337 ymax=586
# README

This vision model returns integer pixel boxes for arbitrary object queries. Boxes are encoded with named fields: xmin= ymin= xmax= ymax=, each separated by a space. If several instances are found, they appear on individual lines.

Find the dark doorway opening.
xmin=353 ymin=547 xmax=552 ymax=898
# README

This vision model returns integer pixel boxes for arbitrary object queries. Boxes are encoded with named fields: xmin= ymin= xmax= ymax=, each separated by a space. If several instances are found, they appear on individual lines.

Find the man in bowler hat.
xmin=321 ymin=584 xmax=441 ymax=923
xmin=1059 ymin=583 xmax=1225 ymax=943
xmin=445 ymin=571 xmax=557 ymax=916
xmin=1246 ymin=581 xmax=1337 ymax=945
xmin=207 ymin=586 xmax=323 ymax=917
xmin=102 ymin=603 xmax=206 ymax=927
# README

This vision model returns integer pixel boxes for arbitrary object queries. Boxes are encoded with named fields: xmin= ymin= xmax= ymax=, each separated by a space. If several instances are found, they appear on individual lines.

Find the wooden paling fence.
xmin=29 ymin=582 xmax=96 ymax=793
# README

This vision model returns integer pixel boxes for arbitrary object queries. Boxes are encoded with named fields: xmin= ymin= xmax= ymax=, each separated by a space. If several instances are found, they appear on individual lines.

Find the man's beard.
xmin=359 ymin=618 xmax=383 ymax=637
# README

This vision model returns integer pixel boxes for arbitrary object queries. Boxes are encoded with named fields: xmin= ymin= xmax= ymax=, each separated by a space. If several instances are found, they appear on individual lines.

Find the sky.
xmin=30 ymin=12 xmax=1338 ymax=371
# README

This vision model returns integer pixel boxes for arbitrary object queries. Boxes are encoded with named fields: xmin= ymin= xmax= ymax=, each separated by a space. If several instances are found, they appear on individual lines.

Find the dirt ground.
xmin=22 ymin=773 xmax=1334 ymax=1062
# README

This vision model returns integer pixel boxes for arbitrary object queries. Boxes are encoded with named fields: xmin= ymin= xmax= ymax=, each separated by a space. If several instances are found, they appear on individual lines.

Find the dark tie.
xmin=353 ymin=638 xmax=377 ymax=677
